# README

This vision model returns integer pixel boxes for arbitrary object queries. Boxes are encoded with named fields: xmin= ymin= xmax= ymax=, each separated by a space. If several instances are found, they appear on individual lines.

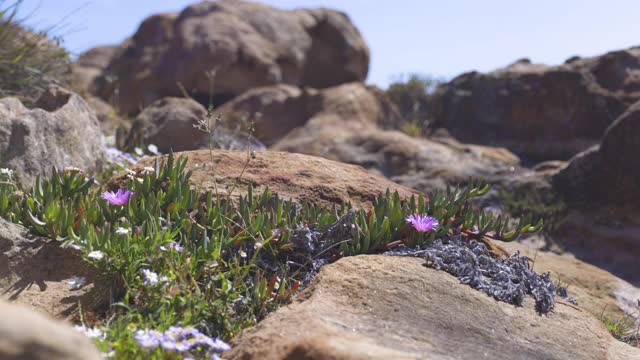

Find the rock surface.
xmin=553 ymin=99 xmax=640 ymax=205
xmin=0 ymin=219 xmax=102 ymax=319
xmin=274 ymin=125 xmax=525 ymax=194
xmin=123 ymin=97 xmax=209 ymax=153
xmin=72 ymin=45 xmax=119 ymax=96
xmin=0 ymin=300 xmax=101 ymax=360
xmin=95 ymin=0 xmax=369 ymax=114
xmin=0 ymin=86 xmax=104 ymax=185
xmin=108 ymin=150 xmax=419 ymax=209
xmin=219 ymin=82 xmax=400 ymax=146
xmin=502 ymin=239 xmax=640 ymax=321
xmin=228 ymin=255 xmax=638 ymax=360
xmin=431 ymin=48 xmax=640 ymax=161
xmin=550 ymin=100 xmax=640 ymax=283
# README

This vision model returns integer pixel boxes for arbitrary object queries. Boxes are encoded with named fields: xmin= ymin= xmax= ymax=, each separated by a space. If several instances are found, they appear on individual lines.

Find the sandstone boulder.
xmin=228 ymin=255 xmax=639 ymax=360
xmin=96 ymin=0 xmax=369 ymax=114
xmin=0 ymin=300 xmax=102 ymax=360
xmin=108 ymin=150 xmax=419 ymax=209
xmin=549 ymin=100 xmax=640 ymax=282
xmin=431 ymin=48 xmax=640 ymax=161
xmin=0 ymin=86 xmax=104 ymax=185
xmin=219 ymin=82 xmax=400 ymax=146
xmin=71 ymin=45 xmax=119 ymax=96
xmin=123 ymin=97 xmax=208 ymax=153
xmin=553 ymin=99 xmax=640 ymax=205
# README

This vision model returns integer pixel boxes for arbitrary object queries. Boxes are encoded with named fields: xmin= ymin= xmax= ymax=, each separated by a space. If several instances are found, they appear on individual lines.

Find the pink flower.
xmin=101 ymin=189 xmax=134 ymax=206
xmin=406 ymin=214 xmax=439 ymax=232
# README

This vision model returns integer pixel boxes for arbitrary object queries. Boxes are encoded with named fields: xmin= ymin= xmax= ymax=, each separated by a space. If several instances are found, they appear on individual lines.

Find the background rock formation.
xmin=93 ymin=0 xmax=369 ymax=114
xmin=431 ymin=48 xmax=640 ymax=162
xmin=0 ymin=86 xmax=104 ymax=185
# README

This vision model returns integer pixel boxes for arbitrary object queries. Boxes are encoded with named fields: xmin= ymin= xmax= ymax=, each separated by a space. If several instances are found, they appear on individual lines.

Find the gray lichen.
xmin=385 ymin=236 xmax=575 ymax=314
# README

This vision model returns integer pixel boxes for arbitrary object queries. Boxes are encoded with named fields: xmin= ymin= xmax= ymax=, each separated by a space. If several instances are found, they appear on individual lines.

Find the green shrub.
xmin=386 ymin=73 xmax=444 ymax=136
xmin=498 ymin=187 xmax=566 ymax=238
xmin=0 ymin=1 xmax=71 ymax=104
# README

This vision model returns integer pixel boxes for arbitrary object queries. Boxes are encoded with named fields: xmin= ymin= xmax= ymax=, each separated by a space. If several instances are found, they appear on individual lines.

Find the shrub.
xmin=0 ymin=1 xmax=71 ymax=105
xmin=386 ymin=73 xmax=444 ymax=136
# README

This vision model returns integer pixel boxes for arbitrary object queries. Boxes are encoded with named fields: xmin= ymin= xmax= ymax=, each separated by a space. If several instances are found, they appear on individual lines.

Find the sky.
xmin=16 ymin=0 xmax=640 ymax=88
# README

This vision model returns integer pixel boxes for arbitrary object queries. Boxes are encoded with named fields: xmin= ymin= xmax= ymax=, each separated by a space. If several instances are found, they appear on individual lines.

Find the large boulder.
xmin=546 ymin=101 xmax=640 ymax=283
xmin=123 ymin=97 xmax=208 ymax=153
xmin=71 ymin=45 xmax=119 ymax=96
xmin=122 ymin=96 xmax=266 ymax=153
xmin=227 ymin=255 xmax=639 ymax=360
xmin=0 ymin=300 xmax=101 ymax=360
xmin=219 ymin=82 xmax=400 ymax=146
xmin=0 ymin=86 xmax=104 ymax=185
xmin=553 ymin=99 xmax=640 ymax=205
xmin=108 ymin=150 xmax=419 ymax=209
xmin=96 ymin=0 xmax=369 ymax=114
xmin=431 ymin=48 xmax=640 ymax=161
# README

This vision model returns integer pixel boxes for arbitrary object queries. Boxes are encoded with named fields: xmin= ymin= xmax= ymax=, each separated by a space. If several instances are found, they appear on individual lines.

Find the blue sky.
xmin=17 ymin=0 xmax=640 ymax=88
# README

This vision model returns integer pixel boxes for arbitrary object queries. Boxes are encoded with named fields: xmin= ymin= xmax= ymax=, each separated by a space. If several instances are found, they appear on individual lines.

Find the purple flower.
xmin=135 ymin=329 xmax=163 ymax=349
xmin=406 ymin=214 xmax=439 ymax=232
xmin=101 ymin=189 xmax=134 ymax=206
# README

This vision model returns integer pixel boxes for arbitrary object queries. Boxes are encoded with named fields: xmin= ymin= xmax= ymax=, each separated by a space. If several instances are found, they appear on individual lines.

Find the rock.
xmin=431 ymin=47 xmax=640 ymax=162
xmin=83 ymin=95 xmax=124 ymax=134
xmin=0 ymin=300 xmax=102 ymax=360
xmin=274 ymin=125 xmax=522 ymax=194
xmin=0 ymin=86 xmax=104 ymax=186
xmin=219 ymin=82 xmax=400 ymax=146
xmin=123 ymin=97 xmax=209 ymax=153
xmin=71 ymin=45 xmax=119 ymax=96
xmin=0 ymin=219 xmax=102 ymax=319
xmin=108 ymin=150 xmax=419 ymax=209
xmin=96 ymin=0 xmax=369 ymax=114
xmin=553 ymin=99 xmax=640 ymax=205
xmin=227 ymin=255 xmax=639 ymax=360
xmin=549 ymin=100 xmax=640 ymax=283
xmin=502 ymin=240 xmax=640 ymax=321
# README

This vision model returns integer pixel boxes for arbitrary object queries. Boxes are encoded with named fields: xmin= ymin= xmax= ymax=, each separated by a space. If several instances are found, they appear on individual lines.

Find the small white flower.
xmin=147 ymin=144 xmax=160 ymax=155
xmin=74 ymin=325 xmax=104 ymax=340
xmin=62 ymin=240 xmax=82 ymax=251
xmin=115 ymin=227 xmax=130 ymax=235
xmin=142 ymin=269 xmax=159 ymax=286
xmin=142 ymin=166 xmax=155 ymax=174
xmin=239 ymin=250 xmax=247 ymax=258
xmin=87 ymin=250 xmax=104 ymax=260
xmin=125 ymin=168 xmax=136 ymax=176
xmin=134 ymin=147 xmax=144 ymax=156
xmin=66 ymin=276 xmax=87 ymax=290
xmin=0 ymin=168 xmax=13 ymax=177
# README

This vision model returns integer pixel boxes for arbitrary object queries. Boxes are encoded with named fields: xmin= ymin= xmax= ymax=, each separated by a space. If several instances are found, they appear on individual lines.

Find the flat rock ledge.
xmin=227 ymin=255 xmax=639 ymax=360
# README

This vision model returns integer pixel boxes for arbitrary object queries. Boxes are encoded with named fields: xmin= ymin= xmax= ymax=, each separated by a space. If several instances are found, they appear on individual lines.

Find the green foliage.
xmin=498 ymin=187 xmax=566 ymax=237
xmin=386 ymin=73 xmax=444 ymax=136
xmin=601 ymin=308 xmax=640 ymax=347
xmin=0 ymin=1 xmax=70 ymax=104
xmin=0 ymin=155 xmax=541 ymax=357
